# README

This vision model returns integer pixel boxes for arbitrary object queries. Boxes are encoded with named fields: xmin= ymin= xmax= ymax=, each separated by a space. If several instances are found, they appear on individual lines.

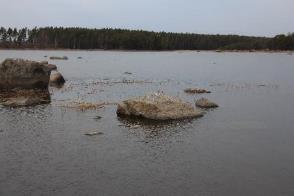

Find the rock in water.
xmin=184 ymin=88 xmax=211 ymax=94
xmin=195 ymin=98 xmax=218 ymax=108
xmin=117 ymin=93 xmax=204 ymax=120
xmin=50 ymin=71 xmax=65 ymax=86
xmin=0 ymin=58 xmax=51 ymax=90
xmin=2 ymin=96 xmax=50 ymax=107
xmin=0 ymin=59 xmax=52 ymax=107
xmin=85 ymin=131 xmax=104 ymax=136
xmin=50 ymin=56 xmax=68 ymax=60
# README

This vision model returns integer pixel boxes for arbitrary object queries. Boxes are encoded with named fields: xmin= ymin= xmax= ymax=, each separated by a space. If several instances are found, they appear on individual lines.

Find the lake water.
xmin=0 ymin=50 xmax=294 ymax=196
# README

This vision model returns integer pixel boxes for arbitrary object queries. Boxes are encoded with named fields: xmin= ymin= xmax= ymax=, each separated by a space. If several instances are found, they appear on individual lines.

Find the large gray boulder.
xmin=0 ymin=59 xmax=51 ymax=91
xmin=0 ymin=59 xmax=52 ymax=107
xmin=117 ymin=93 xmax=204 ymax=120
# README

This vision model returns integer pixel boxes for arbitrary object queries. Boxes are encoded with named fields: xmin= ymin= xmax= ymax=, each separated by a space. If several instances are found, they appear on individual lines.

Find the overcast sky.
xmin=1 ymin=0 xmax=293 ymax=36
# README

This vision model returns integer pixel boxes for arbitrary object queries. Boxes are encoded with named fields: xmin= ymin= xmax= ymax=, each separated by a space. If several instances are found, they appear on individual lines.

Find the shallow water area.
xmin=1 ymin=50 xmax=294 ymax=196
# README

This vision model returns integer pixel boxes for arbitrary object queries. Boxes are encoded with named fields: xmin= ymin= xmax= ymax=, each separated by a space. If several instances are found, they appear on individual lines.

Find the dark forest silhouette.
xmin=0 ymin=27 xmax=293 ymax=50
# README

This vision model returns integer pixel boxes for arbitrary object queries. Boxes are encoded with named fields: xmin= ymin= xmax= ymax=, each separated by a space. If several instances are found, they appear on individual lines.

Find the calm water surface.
xmin=0 ymin=50 xmax=294 ymax=196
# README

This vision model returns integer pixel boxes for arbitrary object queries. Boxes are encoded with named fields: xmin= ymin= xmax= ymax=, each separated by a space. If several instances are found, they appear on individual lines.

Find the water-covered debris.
xmin=0 ymin=90 xmax=50 ymax=107
xmin=256 ymin=84 xmax=279 ymax=88
xmin=209 ymin=83 xmax=225 ymax=87
xmin=119 ymin=124 xmax=141 ymax=129
xmin=195 ymin=98 xmax=218 ymax=108
xmin=117 ymin=92 xmax=204 ymax=120
xmin=93 ymin=116 xmax=102 ymax=120
xmin=220 ymin=83 xmax=279 ymax=91
xmin=50 ymin=56 xmax=68 ymax=60
xmin=87 ymin=79 xmax=153 ymax=86
xmin=77 ymin=57 xmax=83 ymax=59
xmin=184 ymin=88 xmax=211 ymax=94
xmin=58 ymin=101 xmax=116 ymax=111
xmin=85 ymin=131 xmax=104 ymax=136
xmin=2 ymin=96 xmax=50 ymax=107
xmin=124 ymin=72 xmax=133 ymax=75
xmin=50 ymin=71 xmax=65 ymax=87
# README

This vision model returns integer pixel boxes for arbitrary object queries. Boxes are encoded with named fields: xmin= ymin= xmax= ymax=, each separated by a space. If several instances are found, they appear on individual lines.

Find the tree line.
xmin=0 ymin=27 xmax=293 ymax=50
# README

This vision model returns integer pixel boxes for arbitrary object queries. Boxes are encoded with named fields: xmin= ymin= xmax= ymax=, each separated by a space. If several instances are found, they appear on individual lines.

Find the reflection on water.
xmin=1 ymin=50 xmax=294 ymax=196
xmin=118 ymin=116 xmax=197 ymax=141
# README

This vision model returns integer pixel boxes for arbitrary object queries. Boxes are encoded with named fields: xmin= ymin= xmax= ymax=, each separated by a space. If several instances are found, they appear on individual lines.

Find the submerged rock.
xmin=184 ymin=88 xmax=211 ymax=94
xmin=93 ymin=116 xmax=102 ymax=120
xmin=50 ymin=71 xmax=65 ymax=86
xmin=195 ymin=98 xmax=218 ymax=108
xmin=117 ymin=93 xmax=204 ymax=120
xmin=2 ymin=96 xmax=49 ymax=107
xmin=0 ymin=58 xmax=51 ymax=91
xmin=85 ymin=131 xmax=104 ymax=136
xmin=50 ymin=56 xmax=68 ymax=60
xmin=0 ymin=90 xmax=50 ymax=107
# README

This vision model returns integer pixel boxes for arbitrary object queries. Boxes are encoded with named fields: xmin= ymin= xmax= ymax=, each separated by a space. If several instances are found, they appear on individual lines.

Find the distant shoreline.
xmin=0 ymin=48 xmax=293 ymax=53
